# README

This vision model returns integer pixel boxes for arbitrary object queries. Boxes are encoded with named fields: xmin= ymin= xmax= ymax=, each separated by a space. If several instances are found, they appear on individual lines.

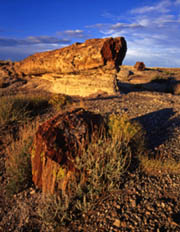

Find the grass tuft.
xmin=37 ymin=194 xmax=70 ymax=230
xmin=140 ymin=155 xmax=180 ymax=176
xmin=0 ymin=94 xmax=50 ymax=126
xmin=5 ymin=121 xmax=39 ymax=195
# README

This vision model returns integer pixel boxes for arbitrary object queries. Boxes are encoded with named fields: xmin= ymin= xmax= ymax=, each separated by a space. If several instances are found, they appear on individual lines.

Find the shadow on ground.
xmin=132 ymin=108 xmax=180 ymax=151
xmin=118 ymin=78 xmax=180 ymax=95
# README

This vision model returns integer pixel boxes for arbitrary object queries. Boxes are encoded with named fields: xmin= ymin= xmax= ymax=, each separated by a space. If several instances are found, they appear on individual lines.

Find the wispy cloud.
xmin=93 ymin=0 xmax=180 ymax=67
xmin=0 ymin=36 xmax=71 ymax=61
xmin=175 ymin=0 xmax=180 ymax=4
xmin=0 ymin=36 xmax=70 ymax=47
xmin=131 ymin=0 xmax=172 ymax=14
xmin=57 ymin=29 xmax=89 ymax=39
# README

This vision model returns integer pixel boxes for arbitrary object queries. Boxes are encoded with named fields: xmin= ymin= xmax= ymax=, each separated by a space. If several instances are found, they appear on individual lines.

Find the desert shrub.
xmin=5 ymin=121 xmax=39 ymax=195
xmin=0 ymin=94 xmax=49 ymax=126
xmin=37 ymin=194 xmax=70 ymax=230
xmin=72 ymin=114 xmax=143 ymax=211
xmin=48 ymin=94 xmax=73 ymax=111
xmin=72 ymin=137 xmax=131 ymax=212
xmin=37 ymin=114 xmax=144 ymax=229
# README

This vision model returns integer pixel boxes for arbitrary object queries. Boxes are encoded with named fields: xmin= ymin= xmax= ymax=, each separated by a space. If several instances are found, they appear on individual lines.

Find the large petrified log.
xmin=31 ymin=108 xmax=106 ymax=194
xmin=16 ymin=37 xmax=127 ymax=75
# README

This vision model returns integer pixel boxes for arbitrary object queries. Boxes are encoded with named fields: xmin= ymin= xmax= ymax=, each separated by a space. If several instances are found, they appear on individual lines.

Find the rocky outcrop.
xmin=30 ymin=68 xmax=118 ymax=97
xmin=0 ymin=60 xmax=27 ymax=90
xmin=31 ymin=108 xmax=106 ymax=194
xmin=16 ymin=37 xmax=127 ymax=75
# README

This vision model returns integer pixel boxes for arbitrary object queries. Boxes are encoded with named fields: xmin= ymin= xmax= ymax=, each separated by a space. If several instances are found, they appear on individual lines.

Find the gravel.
xmin=1 ymin=89 xmax=180 ymax=231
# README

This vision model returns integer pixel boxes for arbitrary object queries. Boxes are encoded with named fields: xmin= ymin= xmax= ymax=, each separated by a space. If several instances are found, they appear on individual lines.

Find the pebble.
xmin=113 ymin=219 xmax=121 ymax=227
xmin=130 ymin=199 xmax=136 ymax=208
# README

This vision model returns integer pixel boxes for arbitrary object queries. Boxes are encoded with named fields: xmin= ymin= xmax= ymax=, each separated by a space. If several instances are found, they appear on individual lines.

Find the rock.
xmin=113 ymin=219 xmax=121 ymax=227
xmin=31 ymin=108 xmax=106 ymax=194
xmin=16 ymin=37 xmax=127 ymax=75
xmin=130 ymin=199 xmax=136 ymax=208
xmin=172 ymin=82 xmax=180 ymax=95
xmin=33 ymin=68 xmax=119 ymax=97
xmin=117 ymin=67 xmax=133 ymax=81
xmin=134 ymin=62 xmax=146 ymax=71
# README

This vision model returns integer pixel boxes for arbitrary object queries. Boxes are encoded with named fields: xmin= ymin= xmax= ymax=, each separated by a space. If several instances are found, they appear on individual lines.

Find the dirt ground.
xmin=1 ymin=65 xmax=180 ymax=231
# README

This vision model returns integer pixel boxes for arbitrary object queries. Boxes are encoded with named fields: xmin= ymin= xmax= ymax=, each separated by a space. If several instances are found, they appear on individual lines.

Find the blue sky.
xmin=0 ymin=0 xmax=180 ymax=67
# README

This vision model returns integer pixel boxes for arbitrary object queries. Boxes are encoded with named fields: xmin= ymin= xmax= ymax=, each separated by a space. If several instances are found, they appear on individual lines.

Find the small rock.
xmin=113 ymin=219 xmax=121 ymax=227
xmin=130 ymin=199 xmax=136 ymax=208
xmin=161 ymin=202 xmax=166 ymax=208
xmin=111 ymin=210 xmax=118 ymax=217
xmin=121 ymin=221 xmax=127 ymax=228
xmin=134 ymin=61 xmax=146 ymax=71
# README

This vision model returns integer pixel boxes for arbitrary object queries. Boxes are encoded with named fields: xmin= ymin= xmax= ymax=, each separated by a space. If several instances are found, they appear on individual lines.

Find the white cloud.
xmin=175 ymin=0 xmax=180 ymax=5
xmin=57 ymin=29 xmax=88 ymax=39
xmin=0 ymin=36 xmax=70 ymax=47
xmin=0 ymin=36 xmax=71 ymax=61
xmin=131 ymin=0 xmax=171 ymax=14
xmin=96 ymin=0 xmax=180 ymax=67
xmin=111 ymin=23 xmax=143 ymax=30
xmin=125 ymin=38 xmax=180 ymax=67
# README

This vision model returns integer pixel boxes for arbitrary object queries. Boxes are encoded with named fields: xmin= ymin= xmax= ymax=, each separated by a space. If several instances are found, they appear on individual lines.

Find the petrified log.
xmin=134 ymin=62 xmax=146 ymax=71
xmin=16 ymin=37 xmax=127 ymax=75
xmin=31 ymin=108 xmax=106 ymax=194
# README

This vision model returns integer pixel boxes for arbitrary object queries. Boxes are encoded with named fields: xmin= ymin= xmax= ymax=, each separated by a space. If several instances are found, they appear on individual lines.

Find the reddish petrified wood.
xmin=31 ymin=108 xmax=106 ymax=194
xmin=134 ymin=62 xmax=146 ymax=71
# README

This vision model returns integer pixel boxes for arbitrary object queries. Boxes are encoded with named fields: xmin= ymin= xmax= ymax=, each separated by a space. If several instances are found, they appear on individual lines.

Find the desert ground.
xmin=1 ymin=62 xmax=180 ymax=231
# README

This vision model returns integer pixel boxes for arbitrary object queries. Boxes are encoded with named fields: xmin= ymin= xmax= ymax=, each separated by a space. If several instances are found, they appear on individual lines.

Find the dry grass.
xmin=140 ymin=155 xmax=180 ymax=176
xmin=5 ymin=120 xmax=39 ymax=195
xmin=48 ymin=93 xmax=73 ymax=112
xmin=0 ymin=94 xmax=50 ymax=126
xmin=37 ymin=194 xmax=70 ymax=230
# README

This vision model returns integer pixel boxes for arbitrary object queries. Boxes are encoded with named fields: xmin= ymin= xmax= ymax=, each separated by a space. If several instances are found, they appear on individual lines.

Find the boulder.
xmin=117 ymin=67 xmax=133 ymax=81
xmin=134 ymin=62 xmax=146 ymax=71
xmin=31 ymin=108 xmax=106 ymax=194
xmin=16 ymin=37 xmax=127 ymax=75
